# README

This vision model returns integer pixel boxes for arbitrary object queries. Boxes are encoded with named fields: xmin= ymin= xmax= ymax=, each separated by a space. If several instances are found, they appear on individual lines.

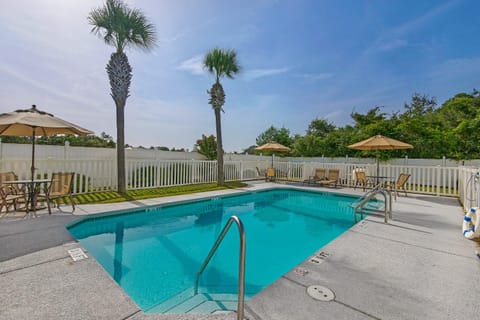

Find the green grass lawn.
xmin=72 ymin=182 xmax=248 ymax=204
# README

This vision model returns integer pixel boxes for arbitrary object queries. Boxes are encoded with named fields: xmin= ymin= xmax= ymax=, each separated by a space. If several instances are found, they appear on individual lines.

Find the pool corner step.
xmin=158 ymin=292 xmax=238 ymax=314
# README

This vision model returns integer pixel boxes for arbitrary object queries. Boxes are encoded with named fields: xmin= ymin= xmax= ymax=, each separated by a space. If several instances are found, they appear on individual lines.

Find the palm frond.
xmin=203 ymin=47 xmax=240 ymax=82
xmin=88 ymin=0 xmax=157 ymax=53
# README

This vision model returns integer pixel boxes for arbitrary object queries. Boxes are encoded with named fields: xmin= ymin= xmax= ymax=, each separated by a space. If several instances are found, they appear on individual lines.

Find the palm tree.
xmin=88 ymin=0 xmax=156 ymax=193
xmin=203 ymin=48 xmax=240 ymax=185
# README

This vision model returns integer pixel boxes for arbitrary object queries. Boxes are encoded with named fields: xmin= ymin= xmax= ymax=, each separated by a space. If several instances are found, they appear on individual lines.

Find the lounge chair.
xmin=37 ymin=172 xmax=75 ymax=214
xmin=0 ymin=171 xmax=27 ymax=215
xmin=266 ymin=167 xmax=275 ymax=182
xmin=304 ymin=168 xmax=326 ymax=185
xmin=256 ymin=167 xmax=266 ymax=180
xmin=386 ymin=173 xmax=411 ymax=197
xmin=318 ymin=169 xmax=340 ymax=188
xmin=353 ymin=170 xmax=371 ymax=191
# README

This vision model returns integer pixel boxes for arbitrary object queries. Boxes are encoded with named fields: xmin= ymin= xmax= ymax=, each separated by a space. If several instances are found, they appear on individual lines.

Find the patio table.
xmin=4 ymin=179 xmax=51 ymax=217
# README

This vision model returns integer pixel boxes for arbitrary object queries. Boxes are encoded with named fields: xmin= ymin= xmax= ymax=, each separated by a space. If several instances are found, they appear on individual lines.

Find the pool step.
xmin=146 ymin=290 xmax=239 ymax=314
xmin=169 ymin=293 xmax=238 ymax=314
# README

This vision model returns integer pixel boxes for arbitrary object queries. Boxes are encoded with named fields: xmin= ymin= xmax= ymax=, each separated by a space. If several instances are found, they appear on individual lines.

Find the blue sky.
xmin=1 ymin=0 xmax=479 ymax=152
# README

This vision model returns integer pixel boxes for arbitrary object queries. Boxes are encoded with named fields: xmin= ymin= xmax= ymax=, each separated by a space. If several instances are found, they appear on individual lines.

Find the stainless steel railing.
xmin=194 ymin=215 xmax=246 ymax=320
xmin=353 ymin=183 xmax=392 ymax=223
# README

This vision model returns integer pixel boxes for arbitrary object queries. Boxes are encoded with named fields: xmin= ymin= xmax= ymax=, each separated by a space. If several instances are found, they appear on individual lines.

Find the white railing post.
xmin=240 ymin=161 xmax=244 ymax=181
xmin=64 ymin=140 xmax=70 ymax=160
xmin=436 ymin=166 xmax=441 ymax=196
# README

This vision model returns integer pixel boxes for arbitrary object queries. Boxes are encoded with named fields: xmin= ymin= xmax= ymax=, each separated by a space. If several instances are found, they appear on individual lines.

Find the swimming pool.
xmin=67 ymin=188 xmax=378 ymax=313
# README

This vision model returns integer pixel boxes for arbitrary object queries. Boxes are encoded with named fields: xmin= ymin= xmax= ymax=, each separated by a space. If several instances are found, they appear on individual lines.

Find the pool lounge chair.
xmin=256 ymin=167 xmax=266 ymax=180
xmin=304 ymin=168 xmax=327 ymax=185
xmin=317 ymin=169 xmax=340 ymax=188
xmin=386 ymin=173 xmax=411 ymax=197
xmin=266 ymin=167 xmax=276 ymax=182
xmin=354 ymin=170 xmax=371 ymax=191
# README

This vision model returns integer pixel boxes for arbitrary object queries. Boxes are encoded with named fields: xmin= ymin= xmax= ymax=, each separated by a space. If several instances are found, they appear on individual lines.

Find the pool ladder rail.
xmin=194 ymin=215 xmax=246 ymax=320
xmin=353 ymin=183 xmax=392 ymax=223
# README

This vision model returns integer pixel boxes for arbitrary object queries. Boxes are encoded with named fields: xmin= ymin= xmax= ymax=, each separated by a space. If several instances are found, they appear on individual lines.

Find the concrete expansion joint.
xmin=0 ymin=255 xmax=71 ymax=276
xmin=282 ymin=273 xmax=308 ymax=288
xmin=282 ymin=274 xmax=381 ymax=319
xmin=334 ymin=299 xmax=382 ymax=320
xmin=357 ymin=231 xmax=474 ymax=258
xmin=121 ymin=308 xmax=142 ymax=319
xmin=244 ymin=304 xmax=261 ymax=320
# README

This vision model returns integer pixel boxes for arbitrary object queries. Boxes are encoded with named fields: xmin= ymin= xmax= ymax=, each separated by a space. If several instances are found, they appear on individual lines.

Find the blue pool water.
xmin=67 ymin=189 xmax=375 ymax=313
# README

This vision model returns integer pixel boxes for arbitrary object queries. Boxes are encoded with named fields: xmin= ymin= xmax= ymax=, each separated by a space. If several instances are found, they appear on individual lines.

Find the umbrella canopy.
xmin=347 ymin=135 xmax=413 ymax=151
xmin=0 ymin=105 xmax=93 ymax=210
xmin=0 ymin=105 xmax=92 ymax=136
xmin=254 ymin=142 xmax=291 ymax=167
xmin=348 ymin=135 xmax=413 ymax=184
xmin=254 ymin=142 xmax=291 ymax=152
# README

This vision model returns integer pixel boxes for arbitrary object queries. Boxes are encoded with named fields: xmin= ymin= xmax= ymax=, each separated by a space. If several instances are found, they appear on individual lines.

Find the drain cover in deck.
xmin=306 ymin=285 xmax=335 ymax=301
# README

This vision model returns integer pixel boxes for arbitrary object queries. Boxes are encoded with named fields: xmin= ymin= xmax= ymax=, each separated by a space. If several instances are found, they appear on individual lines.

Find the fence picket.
xmin=1 ymin=157 xmax=478 ymax=208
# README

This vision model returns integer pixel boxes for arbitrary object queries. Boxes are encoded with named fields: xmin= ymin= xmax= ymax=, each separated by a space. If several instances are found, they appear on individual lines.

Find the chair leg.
xmin=70 ymin=194 xmax=75 ymax=213
xmin=46 ymin=198 xmax=52 ymax=215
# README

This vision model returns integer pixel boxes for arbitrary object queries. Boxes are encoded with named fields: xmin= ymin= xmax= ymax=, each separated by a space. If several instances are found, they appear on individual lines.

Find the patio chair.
xmin=304 ymin=168 xmax=326 ymax=185
xmin=354 ymin=170 xmax=371 ymax=191
xmin=318 ymin=169 xmax=340 ymax=188
xmin=256 ymin=167 xmax=266 ymax=180
xmin=386 ymin=173 xmax=411 ymax=197
xmin=0 ymin=171 xmax=27 ymax=214
xmin=266 ymin=167 xmax=276 ymax=182
xmin=37 ymin=172 xmax=75 ymax=215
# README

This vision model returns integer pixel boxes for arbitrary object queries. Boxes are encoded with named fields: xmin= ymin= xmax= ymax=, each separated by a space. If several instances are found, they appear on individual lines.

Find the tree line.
xmin=1 ymin=132 xmax=116 ymax=148
xmin=197 ymin=90 xmax=480 ymax=160
xmin=249 ymin=91 xmax=480 ymax=160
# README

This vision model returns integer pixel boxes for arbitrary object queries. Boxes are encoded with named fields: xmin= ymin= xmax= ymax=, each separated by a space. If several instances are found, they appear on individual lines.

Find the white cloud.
xmin=176 ymin=55 xmax=205 ymax=75
xmin=364 ymin=0 xmax=460 ymax=55
xmin=430 ymin=57 xmax=480 ymax=76
xmin=377 ymin=39 xmax=408 ymax=52
xmin=243 ymin=67 xmax=289 ymax=81
xmin=296 ymin=73 xmax=334 ymax=82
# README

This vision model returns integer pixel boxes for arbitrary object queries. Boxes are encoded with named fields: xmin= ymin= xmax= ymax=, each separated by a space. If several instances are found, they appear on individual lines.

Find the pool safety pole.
xmin=194 ymin=215 xmax=246 ymax=320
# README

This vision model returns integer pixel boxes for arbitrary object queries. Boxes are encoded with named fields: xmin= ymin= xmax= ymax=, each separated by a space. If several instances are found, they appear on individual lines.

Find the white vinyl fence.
xmin=2 ymin=142 xmax=479 ymax=213
xmin=0 ymin=157 xmax=473 ymax=202
xmin=458 ymin=166 xmax=480 ymax=212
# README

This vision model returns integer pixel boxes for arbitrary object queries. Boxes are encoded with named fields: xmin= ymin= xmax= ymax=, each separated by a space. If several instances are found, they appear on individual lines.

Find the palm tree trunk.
xmin=107 ymin=52 xmax=132 ymax=194
xmin=214 ymin=107 xmax=225 ymax=185
xmin=116 ymin=104 xmax=126 ymax=193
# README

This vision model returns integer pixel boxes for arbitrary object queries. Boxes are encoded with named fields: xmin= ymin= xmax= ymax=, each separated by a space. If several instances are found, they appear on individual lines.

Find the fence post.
xmin=436 ymin=166 xmax=441 ymax=196
xmin=240 ymin=161 xmax=244 ymax=181
xmin=64 ymin=140 xmax=70 ymax=160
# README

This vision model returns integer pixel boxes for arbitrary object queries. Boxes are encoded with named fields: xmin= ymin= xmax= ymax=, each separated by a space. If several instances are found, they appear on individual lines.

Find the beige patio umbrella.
xmin=348 ymin=135 xmax=413 ymax=184
xmin=0 ymin=105 xmax=93 ymax=208
xmin=254 ymin=142 xmax=291 ymax=167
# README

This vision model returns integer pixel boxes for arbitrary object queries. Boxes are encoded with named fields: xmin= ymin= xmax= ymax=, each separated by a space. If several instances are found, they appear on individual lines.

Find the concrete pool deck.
xmin=0 ymin=183 xmax=479 ymax=319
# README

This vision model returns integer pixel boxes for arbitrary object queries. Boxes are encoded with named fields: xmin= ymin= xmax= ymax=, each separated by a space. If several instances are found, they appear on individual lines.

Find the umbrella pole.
xmin=29 ymin=127 xmax=36 ymax=214
xmin=376 ymin=157 xmax=380 ymax=185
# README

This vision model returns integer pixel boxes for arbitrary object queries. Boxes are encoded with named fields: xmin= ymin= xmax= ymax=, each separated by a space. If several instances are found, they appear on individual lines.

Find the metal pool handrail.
xmin=354 ymin=183 xmax=392 ymax=223
xmin=194 ymin=215 xmax=246 ymax=320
